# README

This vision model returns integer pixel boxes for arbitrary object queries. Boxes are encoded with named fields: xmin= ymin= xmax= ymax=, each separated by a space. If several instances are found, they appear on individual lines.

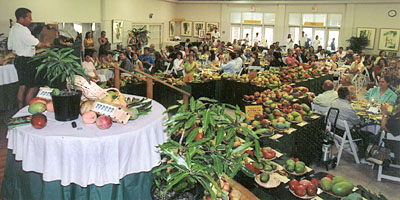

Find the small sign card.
xmin=284 ymin=128 xmax=297 ymax=134
xmin=310 ymin=115 xmax=320 ymax=119
xmin=270 ymin=134 xmax=283 ymax=140
xmin=245 ymin=105 xmax=263 ymax=120
xmin=297 ymin=121 xmax=308 ymax=127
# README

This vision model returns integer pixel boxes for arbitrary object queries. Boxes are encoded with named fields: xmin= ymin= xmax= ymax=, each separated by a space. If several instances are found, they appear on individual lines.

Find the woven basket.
xmin=67 ymin=75 xmax=119 ymax=101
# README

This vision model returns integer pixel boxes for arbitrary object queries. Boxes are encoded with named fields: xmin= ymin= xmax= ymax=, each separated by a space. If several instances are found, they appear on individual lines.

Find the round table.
xmin=97 ymin=69 xmax=114 ymax=81
xmin=0 ymin=64 xmax=19 ymax=110
xmin=2 ymin=96 xmax=168 ymax=199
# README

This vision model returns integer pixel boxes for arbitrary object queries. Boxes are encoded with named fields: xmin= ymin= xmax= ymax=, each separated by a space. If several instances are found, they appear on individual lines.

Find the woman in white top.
xmin=313 ymin=35 xmax=321 ymax=48
xmin=173 ymin=52 xmax=184 ymax=77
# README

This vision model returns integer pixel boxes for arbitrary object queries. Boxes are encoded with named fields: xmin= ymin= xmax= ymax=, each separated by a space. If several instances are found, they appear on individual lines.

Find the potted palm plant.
xmin=32 ymin=47 xmax=90 ymax=121
xmin=153 ymin=97 xmax=264 ymax=200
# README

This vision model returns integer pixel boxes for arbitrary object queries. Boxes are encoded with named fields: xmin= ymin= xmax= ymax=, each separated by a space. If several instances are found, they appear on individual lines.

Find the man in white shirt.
xmin=8 ymin=8 xmax=50 ymax=108
xmin=312 ymin=80 xmax=338 ymax=107
xmin=336 ymin=47 xmax=346 ymax=60
xmin=243 ymin=33 xmax=250 ymax=46
xmin=299 ymin=31 xmax=306 ymax=47
xmin=211 ymin=28 xmax=220 ymax=39
xmin=313 ymin=35 xmax=321 ymax=48
xmin=233 ymin=50 xmax=243 ymax=74
xmin=253 ymin=32 xmax=260 ymax=44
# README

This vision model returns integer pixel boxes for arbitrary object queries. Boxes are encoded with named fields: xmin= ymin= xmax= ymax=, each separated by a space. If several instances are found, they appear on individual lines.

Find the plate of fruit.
xmin=284 ymin=158 xmax=308 ymax=176
xmin=261 ymin=147 xmax=277 ymax=160
xmin=255 ymin=172 xmax=281 ymax=189
xmin=260 ymin=159 xmax=278 ymax=173
xmin=319 ymin=174 xmax=355 ymax=198
xmin=288 ymin=179 xmax=318 ymax=199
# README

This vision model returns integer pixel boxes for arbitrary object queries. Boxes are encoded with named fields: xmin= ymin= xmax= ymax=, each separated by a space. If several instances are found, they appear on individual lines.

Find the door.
xmin=231 ymin=25 xmax=241 ymax=42
xmin=302 ymin=27 xmax=325 ymax=48
xmin=327 ymin=29 xmax=339 ymax=51
xmin=242 ymin=26 xmax=252 ymax=44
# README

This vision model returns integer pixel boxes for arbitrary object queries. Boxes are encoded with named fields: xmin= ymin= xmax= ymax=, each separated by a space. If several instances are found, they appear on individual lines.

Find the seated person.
xmin=364 ymin=76 xmax=397 ymax=105
xmin=119 ymin=52 xmax=134 ymax=72
xmin=336 ymin=74 xmax=356 ymax=100
xmin=284 ymin=50 xmax=298 ymax=67
xmin=220 ymin=52 xmax=237 ymax=77
xmin=374 ymin=58 xmax=387 ymax=78
xmin=316 ymin=49 xmax=326 ymax=60
xmin=329 ymin=87 xmax=360 ymax=130
xmin=381 ymin=102 xmax=400 ymax=136
xmin=184 ymin=54 xmax=198 ymax=75
xmin=82 ymin=54 xmax=99 ymax=80
xmin=310 ymin=80 xmax=338 ymax=107
xmin=172 ymin=52 xmax=184 ymax=77
xmin=272 ymin=48 xmax=284 ymax=67
xmin=330 ymin=87 xmax=379 ymax=156
xmin=242 ymin=48 xmax=252 ymax=61
xmin=139 ymin=47 xmax=155 ymax=71
xmin=348 ymin=55 xmax=364 ymax=74
xmin=249 ymin=51 xmax=261 ymax=66
xmin=131 ymin=53 xmax=144 ymax=72
xmin=343 ymin=49 xmax=354 ymax=63
xmin=234 ymin=50 xmax=243 ymax=74
xmin=330 ymin=54 xmax=339 ymax=71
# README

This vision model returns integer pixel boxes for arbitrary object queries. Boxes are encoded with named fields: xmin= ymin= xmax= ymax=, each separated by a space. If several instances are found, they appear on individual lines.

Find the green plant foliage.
xmin=155 ymin=97 xmax=261 ymax=198
xmin=346 ymin=36 xmax=369 ymax=53
xmin=31 ymin=47 xmax=90 ymax=89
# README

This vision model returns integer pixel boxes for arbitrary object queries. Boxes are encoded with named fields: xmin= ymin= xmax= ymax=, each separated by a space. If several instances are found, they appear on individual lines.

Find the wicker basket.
xmin=67 ymin=75 xmax=118 ymax=101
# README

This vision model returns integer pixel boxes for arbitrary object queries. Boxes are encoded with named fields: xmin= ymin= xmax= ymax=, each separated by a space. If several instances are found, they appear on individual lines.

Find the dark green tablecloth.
xmin=1 ymin=150 xmax=155 ymax=200
xmin=0 ymin=83 xmax=18 ymax=111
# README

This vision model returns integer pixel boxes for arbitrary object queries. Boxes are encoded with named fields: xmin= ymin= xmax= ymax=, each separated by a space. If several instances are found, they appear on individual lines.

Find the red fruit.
xmin=326 ymin=174 xmax=334 ymax=179
xmin=82 ymin=111 xmax=97 ymax=124
xmin=245 ymin=150 xmax=254 ymax=157
xmin=222 ymin=183 xmax=231 ymax=192
xmin=46 ymin=101 xmax=54 ymax=112
xmin=294 ymin=158 xmax=300 ymax=162
xmin=31 ymin=113 xmax=47 ymax=129
xmin=295 ymin=185 xmax=307 ymax=197
xmin=254 ymin=92 xmax=260 ymax=98
xmin=28 ymin=97 xmax=47 ymax=105
xmin=194 ymin=131 xmax=203 ymax=141
xmin=307 ymin=184 xmax=317 ymax=196
xmin=96 ymin=115 xmax=112 ymax=130
xmin=290 ymin=157 xmax=295 ymax=161
xmin=299 ymin=180 xmax=311 ymax=187
xmin=311 ymin=178 xmax=319 ymax=187
xmin=289 ymin=180 xmax=299 ymax=190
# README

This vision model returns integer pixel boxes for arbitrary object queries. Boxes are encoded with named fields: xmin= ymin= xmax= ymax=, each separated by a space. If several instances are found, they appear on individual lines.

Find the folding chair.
xmin=372 ymin=71 xmax=380 ymax=87
xmin=327 ymin=108 xmax=362 ymax=167
xmin=311 ymin=103 xmax=330 ymax=116
xmin=377 ymin=131 xmax=400 ymax=182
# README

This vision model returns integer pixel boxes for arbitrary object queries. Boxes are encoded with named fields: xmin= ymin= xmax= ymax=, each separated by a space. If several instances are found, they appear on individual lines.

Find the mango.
xmin=332 ymin=176 xmax=347 ymax=184
xmin=332 ymin=181 xmax=353 ymax=196
xmin=320 ymin=177 xmax=334 ymax=191
xmin=286 ymin=159 xmax=295 ymax=166
xmin=28 ymin=102 xmax=46 ymax=114
xmin=295 ymin=164 xmax=305 ymax=173
xmin=287 ymin=164 xmax=295 ymax=172
xmin=264 ymin=165 xmax=273 ymax=171
xmin=260 ymin=172 xmax=270 ymax=183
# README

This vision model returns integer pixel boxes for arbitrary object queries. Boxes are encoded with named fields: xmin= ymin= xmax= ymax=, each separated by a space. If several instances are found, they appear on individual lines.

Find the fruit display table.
xmin=0 ymin=64 xmax=19 ymax=111
xmin=1 ymin=96 xmax=168 ymax=199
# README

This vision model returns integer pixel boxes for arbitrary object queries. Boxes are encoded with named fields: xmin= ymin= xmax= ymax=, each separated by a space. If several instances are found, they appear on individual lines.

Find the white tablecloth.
xmin=0 ymin=64 xmax=18 ymax=85
xmin=97 ymin=69 xmax=114 ymax=81
xmin=7 ymin=96 xmax=168 ymax=187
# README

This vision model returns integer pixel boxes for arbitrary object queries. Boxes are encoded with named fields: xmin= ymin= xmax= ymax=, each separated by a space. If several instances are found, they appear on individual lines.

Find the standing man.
xmin=330 ymin=38 xmax=336 ymax=52
xmin=313 ymin=35 xmax=321 ymax=48
xmin=8 ymin=8 xmax=50 ymax=109
xmin=299 ymin=31 xmax=306 ymax=47
xmin=211 ymin=28 xmax=220 ymax=39
xmin=253 ymin=32 xmax=260 ymax=44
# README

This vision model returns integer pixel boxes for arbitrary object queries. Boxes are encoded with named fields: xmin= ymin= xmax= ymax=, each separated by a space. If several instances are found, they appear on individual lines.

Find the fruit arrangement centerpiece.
xmin=319 ymin=174 xmax=355 ymax=198
xmin=284 ymin=158 xmax=309 ymax=176
xmin=288 ymin=178 xmax=318 ymax=199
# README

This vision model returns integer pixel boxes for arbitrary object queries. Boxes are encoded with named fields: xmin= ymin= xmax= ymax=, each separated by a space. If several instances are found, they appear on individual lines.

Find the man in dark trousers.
xmin=8 ymin=8 xmax=49 ymax=108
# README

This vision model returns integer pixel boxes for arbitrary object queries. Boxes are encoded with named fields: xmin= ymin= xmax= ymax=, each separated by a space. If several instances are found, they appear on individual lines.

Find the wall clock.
xmin=388 ymin=10 xmax=397 ymax=17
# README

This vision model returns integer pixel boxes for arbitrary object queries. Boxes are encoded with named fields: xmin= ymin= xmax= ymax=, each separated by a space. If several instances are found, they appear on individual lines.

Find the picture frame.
xmin=199 ymin=30 xmax=205 ymax=38
xmin=356 ymin=27 xmax=376 ymax=49
xmin=206 ymin=22 xmax=219 ymax=33
xmin=181 ymin=21 xmax=192 ymax=37
xmin=193 ymin=22 xmax=205 ymax=37
xmin=378 ymin=28 xmax=400 ymax=51
xmin=169 ymin=21 xmax=175 ymax=37
xmin=112 ymin=19 xmax=124 ymax=43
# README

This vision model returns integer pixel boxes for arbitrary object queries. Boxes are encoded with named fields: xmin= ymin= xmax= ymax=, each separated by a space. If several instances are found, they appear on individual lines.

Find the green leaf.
xmin=187 ymin=137 xmax=211 ymax=148
xmin=223 ymin=113 xmax=234 ymax=123
xmin=232 ymin=142 xmax=253 ymax=155
xmin=190 ymin=97 xmax=195 ymax=111
xmin=198 ymin=97 xmax=218 ymax=103
xmin=165 ymin=172 xmax=189 ymax=191
xmin=99 ymin=82 xmax=107 ymax=88
xmin=184 ymin=115 xmax=197 ymax=130
xmin=215 ymin=126 xmax=225 ymax=146
xmin=185 ymin=127 xmax=199 ymax=144
xmin=225 ymin=128 xmax=235 ymax=141
xmin=241 ymin=165 xmax=256 ymax=178
xmin=212 ymin=155 xmax=223 ymax=178
xmin=254 ymin=128 xmax=270 ymax=135
xmin=255 ymin=140 xmax=261 ymax=163
xmin=197 ymin=178 xmax=217 ymax=200
xmin=202 ymin=110 xmax=210 ymax=132
xmin=163 ymin=105 xmax=180 ymax=114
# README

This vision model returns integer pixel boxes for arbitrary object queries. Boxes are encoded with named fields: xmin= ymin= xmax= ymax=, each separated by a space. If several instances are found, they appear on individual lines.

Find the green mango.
xmin=260 ymin=172 xmax=270 ymax=183
xmin=277 ymin=122 xmax=285 ymax=129
xmin=295 ymin=116 xmax=302 ymax=122
xmin=332 ymin=181 xmax=353 ymax=197
xmin=286 ymin=159 xmax=295 ymax=166
xmin=287 ymin=114 xmax=294 ymax=121
xmin=320 ymin=177 xmax=334 ymax=191
xmin=295 ymin=164 xmax=305 ymax=173
xmin=342 ymin=193 xmax=362 ymax=200
xmin=269 ymin=114 xmax=275 ymax=120
xmin=301 ymin=103 xmax=310 ymax=112
xmin=271 ymin=163 xmax=277 ymax=170
xmin=284 ymin=122 xmax=291 ymax=128
xmin=287 ymin=164 xmax=295 ymax=172
xmin=332 ymin=176 xmax=348 ymax=184
xmin=296 ymin=161 xmax=305 ymax=167
xmin=264 ymin=165 xmax=273 ymax=171
xmin=291 ymin=111 xmax=300 ymax=117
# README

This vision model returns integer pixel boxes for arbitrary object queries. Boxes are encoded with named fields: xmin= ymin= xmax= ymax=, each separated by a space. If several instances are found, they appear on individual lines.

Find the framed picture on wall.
xmin=357 ymin=27 xmax=376 ymax=49
xmin=169 ymin=21 xmax=175 ymax=37
xmin=112 ymin=19 xmax=124 ymax=43
xmin=181 ymin=21 xmax=192 ymax=36
xmin=193 ymin=22 xmax=205 ymax=37
xmin=199 ymin=30 xmax=205 ymax=38
xmin=206 ymin=22 xmax=218 ymax=33
xmin=378 ymin=28 xmax=400 ymax=51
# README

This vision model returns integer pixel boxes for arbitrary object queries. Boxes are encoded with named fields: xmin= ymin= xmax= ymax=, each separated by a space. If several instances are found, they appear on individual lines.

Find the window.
xmin=242 ymin=12 xmax=263 ymax=24
xmin=231 ymin=12 xmax=241 ymax=24
xmin=289 ymin=13 xmax=301 ymax=26
xmin=264 ymin=13 xmax=275 ymax=25
xmin=328 ymin=14 xmax=342 ymax=27
xmin=328 ymin=29 xmax=339 ymax=51
xmin=231 ymin=26 xmax=241 ymax=42
xmin=73 ymin=24 xmax=82 ymax=33
xmin=264 ymin=27 xmax=274 ymax=46
xmin=302 ymin=13 xmax=326 ymax=26
xmin=289 ymin=27 xmax=300 ymax=45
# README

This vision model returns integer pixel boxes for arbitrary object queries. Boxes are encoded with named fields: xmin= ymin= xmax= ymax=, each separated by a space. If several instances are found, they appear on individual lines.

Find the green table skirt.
xmin=0 ymin=82 xmax=18 ymax=111
xmin=1 ymin=150 xmax=155 ymax=200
